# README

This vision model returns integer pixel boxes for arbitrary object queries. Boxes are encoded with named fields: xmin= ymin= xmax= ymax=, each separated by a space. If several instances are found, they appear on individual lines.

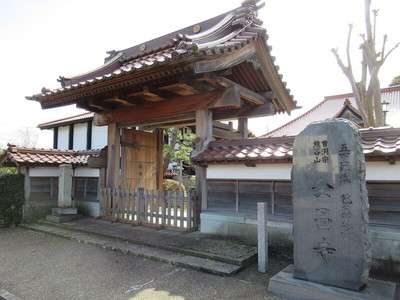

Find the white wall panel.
xmin=57 ymin=126 xmax=69 ymax=150
xmin=207 ymin=164 xmax=292 ymax=180
xmin=366 ymin=161 xmax=400 ymax=181
xmin=74 ymin=168 xmax=100 ymax=177
xmin=29 ymin=167 xmax=59 ymax=177
xmin=92 ymin=125 xmax=107 ymax=149
xmin=73 ymin=123 xmax=87 ymax=150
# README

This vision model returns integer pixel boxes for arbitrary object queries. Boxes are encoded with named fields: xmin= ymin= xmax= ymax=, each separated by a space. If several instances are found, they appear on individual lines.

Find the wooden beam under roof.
xmin=120 ymin=113 xmax=196 ymax=129
xmin=103 ymin=95 xmax=132 ymax=105
xmin=212 ymin=121 xmax=242 ymax=139
xmin=108 ymin=101 xmax=275 ymax=129
xmin=159 ymin=78 xmax=212 ymax=96
xmin=93 ymin=91 xmax=221 ymax=126
xmin=142 ymin=86 xmax=177 ymax=100
xmin=87 ymin=99 xmax=118 ymax=111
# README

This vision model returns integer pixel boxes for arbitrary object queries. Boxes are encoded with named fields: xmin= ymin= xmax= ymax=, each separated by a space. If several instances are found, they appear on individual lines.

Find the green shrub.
xmin=163 ymin=179 xmax=187 ymax=196
xmin=0 ymin=167 xmax=17 ymax=175
xmin=0 ymin=174 xmax=24 ymax=227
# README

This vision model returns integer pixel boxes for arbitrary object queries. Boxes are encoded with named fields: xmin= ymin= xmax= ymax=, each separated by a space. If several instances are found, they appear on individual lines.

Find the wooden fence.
xmin=100 ymin=187 xmax=198 ymax=231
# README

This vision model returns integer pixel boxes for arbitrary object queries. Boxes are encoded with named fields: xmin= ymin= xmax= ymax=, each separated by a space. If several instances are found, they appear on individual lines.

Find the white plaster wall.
xmin=365 ymin=161 xmax=400 ymax=181
xmin=73 ymin=123 xmax=87 ymax=150
xmin=207 ymin=161 xmax=400 ymax=181
xmin=207 ymin=164 xmax=292 ymax=180
xmin=29 ymin=167 xmax=59 ymax=177
xmin=91 ymin=125 xmax=107 ymax=149
xmin=57 ymin=126 xmax=69 ymax=150
xmin=30 ymin=167 xmax=99 ymax=177
xmin=74 ymin=168 xmax=99 ymax=177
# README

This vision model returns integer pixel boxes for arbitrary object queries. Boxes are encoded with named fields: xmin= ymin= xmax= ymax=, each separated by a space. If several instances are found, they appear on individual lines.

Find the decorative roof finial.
xmin=57 ymin=76 xmax=71 ymax=88
xmin=233 ymin=0 xmax=265 ymax=27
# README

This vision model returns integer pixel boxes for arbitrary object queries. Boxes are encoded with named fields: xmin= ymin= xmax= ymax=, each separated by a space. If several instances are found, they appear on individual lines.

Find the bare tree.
xmin=332 ymin=0 xmax=399 ymax=127
xmin=17 ymin=127 xmax=38 ymax=148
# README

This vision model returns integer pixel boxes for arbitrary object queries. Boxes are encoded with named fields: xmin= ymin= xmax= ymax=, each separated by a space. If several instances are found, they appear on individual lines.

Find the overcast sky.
xmin=1 ymin=0 xmax=399 ymax=148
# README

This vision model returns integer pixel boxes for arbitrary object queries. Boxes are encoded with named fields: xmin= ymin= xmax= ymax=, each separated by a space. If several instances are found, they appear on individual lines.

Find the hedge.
xmin=0 ymin=174 xmax=24 ymax=227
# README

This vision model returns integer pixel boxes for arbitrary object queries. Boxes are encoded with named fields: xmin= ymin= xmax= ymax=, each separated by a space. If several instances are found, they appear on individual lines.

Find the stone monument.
xmin=268 ymin=119 xmax=399 ymax=300
xmin=46 ymin=164 xmax=79 ymax=223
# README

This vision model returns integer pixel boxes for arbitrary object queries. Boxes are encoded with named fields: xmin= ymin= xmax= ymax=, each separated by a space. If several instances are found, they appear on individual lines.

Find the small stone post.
xmin=58 ymin=164 xmax=73 ymax=208
xmin=47 ymin=164 xmax=78 ymax=221
xmin=258 ymin=202 xmax=268 ymax=273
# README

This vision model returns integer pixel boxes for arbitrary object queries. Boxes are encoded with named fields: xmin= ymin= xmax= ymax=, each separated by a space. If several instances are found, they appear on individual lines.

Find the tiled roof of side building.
xmin=0 ymin=144 xmax=101 ymax=167
xmin=261 ymin=97 xmax=360 ymax=138
xmin=263 ymin=85 xmax=400 ymax=138
xmin=192 ymin=127 xmax=400 ymax=164
xmin=38 ymin=112 xmax=94 ymax=129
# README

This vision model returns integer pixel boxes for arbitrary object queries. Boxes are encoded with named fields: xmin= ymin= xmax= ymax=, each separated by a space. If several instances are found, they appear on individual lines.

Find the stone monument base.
xmin=268 ymin=265 xmax=399 ymax=300
xmin=46 ymin=207 xmax=80 ymax=223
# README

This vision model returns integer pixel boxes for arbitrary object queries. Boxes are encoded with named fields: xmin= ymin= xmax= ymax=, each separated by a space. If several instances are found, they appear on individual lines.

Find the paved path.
xmin=0 ymin=227 xmax=285 ymax=300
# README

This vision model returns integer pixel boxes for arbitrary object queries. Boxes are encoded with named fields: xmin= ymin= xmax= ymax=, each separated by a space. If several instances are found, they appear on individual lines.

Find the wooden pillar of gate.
xmin=194 ymin=109 xmax=213 ymax=212
xmin=238 ymin=118 xmax=248 ymax=138
xmin=106 ymin=123 xmax=121 ymax=188
xmin=155 ymin=128 xmax=164 ymax=192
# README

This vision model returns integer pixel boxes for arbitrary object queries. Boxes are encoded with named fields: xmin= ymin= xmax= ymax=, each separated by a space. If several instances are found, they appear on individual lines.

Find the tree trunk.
xmin=163 ymin=127 xmax=179 ymax=174
xmin=331 ymin=0 xmax=397 ymax=128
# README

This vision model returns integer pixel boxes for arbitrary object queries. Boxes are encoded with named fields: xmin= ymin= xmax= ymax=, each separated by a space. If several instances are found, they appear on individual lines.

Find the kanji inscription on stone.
xmin=292 ymin=119 xmax=371 ymax=291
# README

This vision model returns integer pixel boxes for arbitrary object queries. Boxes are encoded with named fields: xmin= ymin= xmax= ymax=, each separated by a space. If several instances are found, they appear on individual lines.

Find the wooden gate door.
xmin=121 ymin=129 xmax=163 ymax=191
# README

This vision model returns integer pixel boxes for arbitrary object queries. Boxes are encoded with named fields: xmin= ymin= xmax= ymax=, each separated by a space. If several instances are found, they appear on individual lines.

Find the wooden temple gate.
xmin=28 ymin=1 xmax=296 ymax=230
xmin=101 ymin=128 xmax=199 ymax=230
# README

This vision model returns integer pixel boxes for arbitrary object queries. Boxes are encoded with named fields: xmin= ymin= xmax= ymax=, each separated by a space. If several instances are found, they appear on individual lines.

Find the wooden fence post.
xmin=138 ymin=188 xmax=144 ymax=223
xmin=193 ymin=190 xmax=201 ymax=226
xmin=188 ymin=188 xmax=195 ymax=228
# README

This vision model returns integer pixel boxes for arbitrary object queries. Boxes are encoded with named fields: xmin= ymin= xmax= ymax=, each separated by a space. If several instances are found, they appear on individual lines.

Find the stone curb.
xmin=19 ymin=223 xmax=242 ymax=276
xmin=0 ymin=289 xmax=23 ymax=300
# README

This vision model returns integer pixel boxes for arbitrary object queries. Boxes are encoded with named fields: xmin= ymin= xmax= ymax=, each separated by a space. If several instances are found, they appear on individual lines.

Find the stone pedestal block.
xmin=52 ymin=207 xmax=78 ymax=216
xmin=46 ymin=164 xmax=79 ymax=224
xmin=45 ymin=214 xmax=81 ymax=223
xmin=268 ymin=265 xmax=399 ymax=300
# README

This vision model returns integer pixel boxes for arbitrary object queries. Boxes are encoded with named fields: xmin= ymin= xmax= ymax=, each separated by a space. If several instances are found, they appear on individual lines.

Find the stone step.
xmin=19 ymin=223 xmax=243 ymax=276
xmin=35 ymin=219 xmax=257 ymax=267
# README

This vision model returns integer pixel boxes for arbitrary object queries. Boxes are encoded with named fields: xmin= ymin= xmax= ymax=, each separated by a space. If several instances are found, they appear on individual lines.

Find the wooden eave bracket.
xmin=215 ymin=77 xmax=267 ymax=105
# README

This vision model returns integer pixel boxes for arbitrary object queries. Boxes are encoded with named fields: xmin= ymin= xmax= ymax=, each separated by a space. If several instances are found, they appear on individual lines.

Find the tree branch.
xmin=383 ymin=42 xmax=399 ymax=61
xmin=331 ymin=46 xmax=368 ymax=123
xmin=346 ymin=24 xmax=353 ymax=71
xmin=364 ymin=0 xmax=373 ymax=42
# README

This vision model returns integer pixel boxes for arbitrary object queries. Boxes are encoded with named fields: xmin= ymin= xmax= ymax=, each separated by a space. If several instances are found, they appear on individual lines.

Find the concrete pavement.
xmin=0 ymin=227 xmax=286 ymax=300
